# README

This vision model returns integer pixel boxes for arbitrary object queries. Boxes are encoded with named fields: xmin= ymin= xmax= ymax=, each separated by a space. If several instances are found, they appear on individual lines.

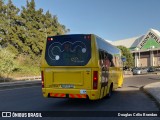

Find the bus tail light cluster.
xmin=47 ymin=37 xmax=53 ymax=41
xmin=93 ymin=71 xmax=98 ymax=89
xmin=41 ymin=71 xmax=44 ymax=88
xmin=84 ymin=35 xmax=91 ymax=40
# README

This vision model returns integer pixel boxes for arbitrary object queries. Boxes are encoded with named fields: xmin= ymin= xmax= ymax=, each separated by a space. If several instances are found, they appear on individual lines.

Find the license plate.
xmin=61 ymin=84 xmax=74 ymax=88
xmin=52 ymin=84 xmax=60 ymax=88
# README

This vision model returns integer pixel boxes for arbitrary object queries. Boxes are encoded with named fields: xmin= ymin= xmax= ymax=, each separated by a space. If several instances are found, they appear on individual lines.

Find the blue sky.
xmin=10 ymin=0 xmax=160 ymax=41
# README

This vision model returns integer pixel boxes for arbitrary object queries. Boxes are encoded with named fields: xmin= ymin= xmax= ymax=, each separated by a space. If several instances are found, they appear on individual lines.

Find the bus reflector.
xmin=50 ymin=93 xmax=66 ymax=98
xmin=41 ymin=71 xmax=44 ymax=88
xmin=69 ymin=94 xmax=87 ymax=98
xmin=93 ymin=71 xmax=98 ymax=89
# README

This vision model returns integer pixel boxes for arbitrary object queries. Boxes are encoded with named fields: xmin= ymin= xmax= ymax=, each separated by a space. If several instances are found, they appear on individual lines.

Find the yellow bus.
xmin=41 ymin=34 xmax=123 ymax=100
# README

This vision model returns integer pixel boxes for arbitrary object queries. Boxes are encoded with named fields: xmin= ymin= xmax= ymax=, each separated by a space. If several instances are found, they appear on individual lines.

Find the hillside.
xmin=0 ymin=0 xmax=69 ymax=80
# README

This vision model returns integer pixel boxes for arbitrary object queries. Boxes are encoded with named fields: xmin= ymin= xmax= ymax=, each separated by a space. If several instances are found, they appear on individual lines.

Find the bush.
xmin=0 ymin=49 xmax=40 ymax=80
xmin=0 ymin=48 xmax=17 ymax=78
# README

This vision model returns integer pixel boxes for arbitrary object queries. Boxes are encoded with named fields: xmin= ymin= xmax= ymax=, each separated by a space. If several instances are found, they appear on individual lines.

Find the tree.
xmin=0 ymin=0 xmax=7 ymax=46
xmin=1 ymin=0 xmax=69 ymax=59
xmin=1 ymin=0 xmax=23 ymax=55
xmin=20 ymin=0 xmax=69 ymax=57
xmin=117 ymin=45 xmax=134 ymax=68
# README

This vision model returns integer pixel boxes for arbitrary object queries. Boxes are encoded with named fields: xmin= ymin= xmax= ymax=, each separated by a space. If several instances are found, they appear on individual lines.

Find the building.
xmin=112 ymin=29 xmax=160 ymax=67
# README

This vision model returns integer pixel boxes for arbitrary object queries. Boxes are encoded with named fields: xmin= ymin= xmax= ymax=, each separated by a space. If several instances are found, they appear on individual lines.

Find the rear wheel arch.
xmin=106 ymin=82 xmax=113 ymax=98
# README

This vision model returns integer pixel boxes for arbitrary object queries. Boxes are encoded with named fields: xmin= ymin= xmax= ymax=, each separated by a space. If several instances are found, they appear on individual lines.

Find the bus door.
xmin=108 ymin=54 xmax=118 ymax=89
xmin=99 ymin=50 xmax=109 ymax=98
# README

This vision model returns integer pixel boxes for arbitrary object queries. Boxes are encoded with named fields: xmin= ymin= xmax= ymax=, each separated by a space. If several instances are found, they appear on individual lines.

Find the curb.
xmin=124 ymin=75 xmax=133 ymax=78
xmin=0 ymin=80 xmax=41 ymax=90
xmin=140 ymin=86 xmax=160 ymax=110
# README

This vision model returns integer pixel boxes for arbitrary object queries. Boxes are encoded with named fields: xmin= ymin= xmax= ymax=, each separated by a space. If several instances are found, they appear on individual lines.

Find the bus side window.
xmin=99 ymin=50 xmax=105 ymax=70
xmin=108 ymin=53 xmax=115 ymax=67
xmin=113 ymin=56 xmax=117 ymax=67
xmin=99 ymin=51 xmax=102 ymax=67
xmin=104 ymin=52 xmax=111 ymax=69
xmin=116 ymin=56 xmax=120 ymax=67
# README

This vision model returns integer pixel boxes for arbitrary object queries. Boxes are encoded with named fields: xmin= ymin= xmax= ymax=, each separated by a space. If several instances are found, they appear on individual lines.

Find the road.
xmin=0 ymin=74 xmax=160 ymax=120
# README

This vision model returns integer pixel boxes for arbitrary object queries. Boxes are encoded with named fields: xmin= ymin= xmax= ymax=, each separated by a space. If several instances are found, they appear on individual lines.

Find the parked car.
xmin=147 ymin=67 xmax=155 ymax=72
xmin=131 ymin=67 xmax=138 ymax=71
xmin=132 ymin=67 xmax=148 ymax=75
xmin=155 ymin=67 xmax=160 ymax=71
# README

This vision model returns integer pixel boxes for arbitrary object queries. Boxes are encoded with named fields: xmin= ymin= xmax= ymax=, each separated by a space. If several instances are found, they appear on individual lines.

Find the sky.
xmin=10 ymin=0 xmax=160 ymax=41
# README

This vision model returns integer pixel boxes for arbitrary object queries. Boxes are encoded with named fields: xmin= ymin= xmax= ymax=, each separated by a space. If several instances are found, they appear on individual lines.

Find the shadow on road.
xmin=127 ymin=86 xmax=139 ymax=88
xmin=42 ymin=87 xmax=158 ymax=111
xmin=47 ymin=97 xmax=109 ymax=111
xmin=148 ymin=77 xmax=160 ymax=80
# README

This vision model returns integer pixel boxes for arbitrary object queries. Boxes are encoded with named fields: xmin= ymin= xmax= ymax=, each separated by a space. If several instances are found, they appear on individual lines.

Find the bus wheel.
xmin=107 ymin=84 xmax=113 ymax=98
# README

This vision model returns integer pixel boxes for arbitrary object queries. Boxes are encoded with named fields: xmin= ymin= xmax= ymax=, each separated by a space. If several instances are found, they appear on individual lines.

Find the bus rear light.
xmin=41 ymin=71 xmax=44 ymax=88
xmin=47 ymin=38 xmax=53 ymax=41
xmin=87 ymin=35 xmax=91 ymax=39
xmin=84 ymin=35 xmax=91 ymax=40
xmin=93 ymin=71 xmax=98 ymax=89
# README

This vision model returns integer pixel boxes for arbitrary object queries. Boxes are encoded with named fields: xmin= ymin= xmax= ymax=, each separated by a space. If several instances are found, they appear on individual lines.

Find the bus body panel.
xmin=43 ymin=68 xmax=92 ymax=89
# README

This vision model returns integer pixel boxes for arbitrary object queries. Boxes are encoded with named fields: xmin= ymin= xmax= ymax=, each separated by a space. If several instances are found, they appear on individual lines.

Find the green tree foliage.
xmin=0 ymin=0 xmax=69 ymax=58
xmin=0 ymin=0 xmax=7 ymax=47
xmin=117 ymin=45 xmax=134 ymax=68
xmin=0 ymin=0 xmax=24 ymax=54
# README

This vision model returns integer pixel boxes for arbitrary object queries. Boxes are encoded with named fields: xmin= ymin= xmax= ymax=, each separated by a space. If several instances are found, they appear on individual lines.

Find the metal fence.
xmin=14 ymin=76 xmax=41 ymax=81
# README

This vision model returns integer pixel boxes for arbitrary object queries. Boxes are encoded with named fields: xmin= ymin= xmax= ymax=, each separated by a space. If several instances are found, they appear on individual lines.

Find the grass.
xmin=11 ymin=65 xmax=40 ymax=78
xmin=0 ymin=50 xmax=41 ymax=81
xmin=0 ymin=65 xmax=40 ymax=82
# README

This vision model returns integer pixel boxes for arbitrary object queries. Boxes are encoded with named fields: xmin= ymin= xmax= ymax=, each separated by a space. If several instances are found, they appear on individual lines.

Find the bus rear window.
xmin=45 ymin=35 xmax=91 ymax=66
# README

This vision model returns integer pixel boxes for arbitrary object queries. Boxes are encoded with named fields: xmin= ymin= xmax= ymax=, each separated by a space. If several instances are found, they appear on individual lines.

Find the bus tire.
xmin=107 ymin=84 xmax=113 ymax=98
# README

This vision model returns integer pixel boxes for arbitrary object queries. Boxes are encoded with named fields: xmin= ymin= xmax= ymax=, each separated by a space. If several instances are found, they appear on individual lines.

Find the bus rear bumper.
xmin=42 ymin=88 xmax=100 ymax=100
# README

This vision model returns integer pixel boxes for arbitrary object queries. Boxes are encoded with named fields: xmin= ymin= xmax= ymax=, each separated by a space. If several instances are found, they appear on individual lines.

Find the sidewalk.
xmin=143 ymin=82 xmax=160 ymax=105
xmin=123 ymin=71 xmax=160 ymax=105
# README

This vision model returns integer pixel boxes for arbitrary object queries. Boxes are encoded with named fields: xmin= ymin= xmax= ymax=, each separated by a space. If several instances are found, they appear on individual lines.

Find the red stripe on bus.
xmin=76 ymin=94 xmax=82 ymax=98
xmin=60 ymin=94 xmax=66 ymax=97
xmin=82 ymin=94 xmax=87 ymax=98
xmin=54 ymin=93 xmax=59 ymax=97
xmin=69 ymin=94 xmax=75 ymax=98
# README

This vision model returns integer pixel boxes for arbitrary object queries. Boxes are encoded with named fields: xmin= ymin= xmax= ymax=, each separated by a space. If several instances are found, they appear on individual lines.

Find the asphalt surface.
xmin=0 ymin=74 xmax=160 ymax=120
xmin=144 ymin=82 xmax=160 ymax=104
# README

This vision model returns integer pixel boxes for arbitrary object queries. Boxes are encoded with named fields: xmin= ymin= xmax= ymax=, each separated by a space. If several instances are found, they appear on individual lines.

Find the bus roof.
xmin=95 ymin=35 xmax=121 ymax=56
xmin=47 ymin=34 xmax=121 ymax=56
